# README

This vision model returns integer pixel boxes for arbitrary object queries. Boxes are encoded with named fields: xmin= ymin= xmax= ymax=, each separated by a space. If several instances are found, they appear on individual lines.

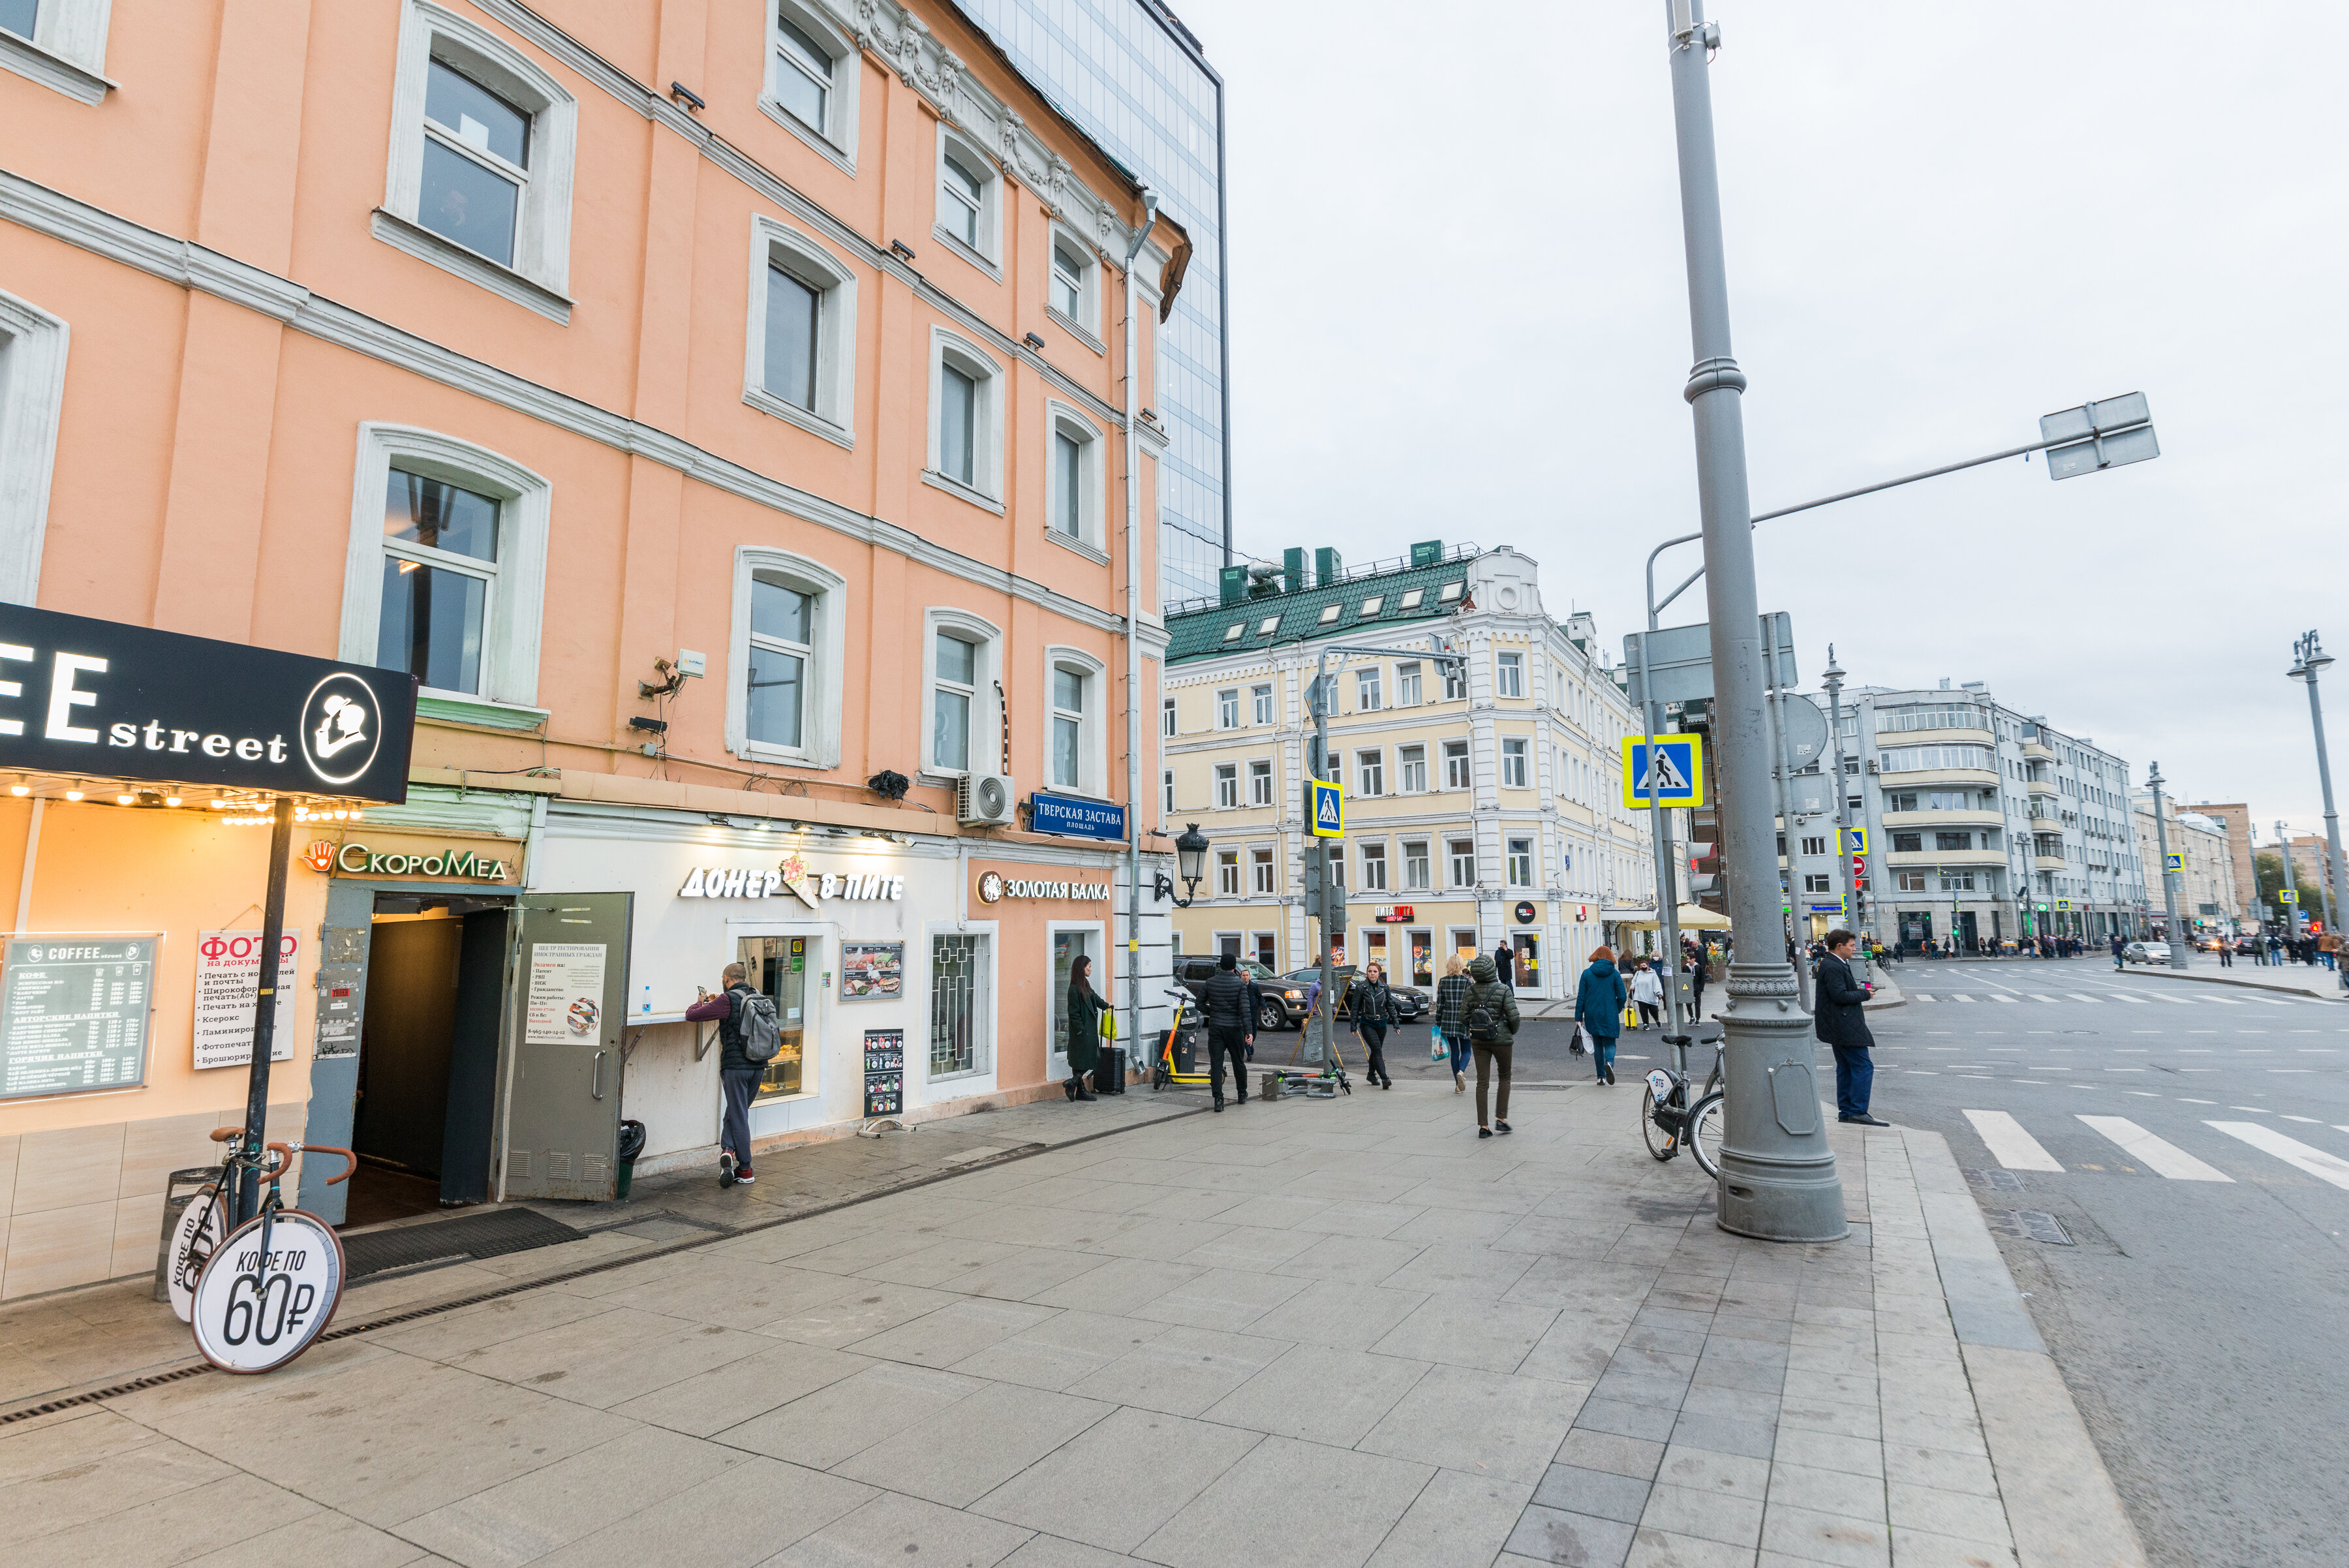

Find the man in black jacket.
xmin=1345 ymin=962 xmax=1396 ymax=1089
xmin=1198 ymin=954 xmax=1258 ymax=1111
xmin=1815 ymin=929 xmax=1884 ymax=1126
xmin=685 ymin=962 xmax=762 ymax=1184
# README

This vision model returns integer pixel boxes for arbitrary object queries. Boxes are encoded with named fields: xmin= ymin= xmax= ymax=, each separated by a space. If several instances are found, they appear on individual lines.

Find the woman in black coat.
xmin=1064 ymin=954 xmax=1111 ymax=1101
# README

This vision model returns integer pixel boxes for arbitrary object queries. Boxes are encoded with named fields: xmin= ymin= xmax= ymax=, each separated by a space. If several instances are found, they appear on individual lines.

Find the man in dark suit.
xmin=1815 ymin=929 xmax=1885 ymax=1126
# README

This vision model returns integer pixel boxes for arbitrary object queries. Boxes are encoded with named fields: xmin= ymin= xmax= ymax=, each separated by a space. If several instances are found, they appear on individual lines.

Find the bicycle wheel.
xmin=1687 ymin=1091 xmax=1726 ymax=1179
xmin=1642 ymin=1085 xmax=1680 ymax=1161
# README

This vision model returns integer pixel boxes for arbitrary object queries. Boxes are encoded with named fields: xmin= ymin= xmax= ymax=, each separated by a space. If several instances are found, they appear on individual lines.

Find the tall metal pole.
xmin=1313 ymin=651 xmax=1334 ymax=1068
xmin=1762 ymin=617 xmax=1811 ymax=1012
xmin=1120 ymin=202 xmax=1154 ymax=1080
xmin=2146 ymin=763 xmax=2187 ymax=969
xmin=1662 ymin=0 xmax=1843 ymax=1240
xmin=2291 ymin=632 xmax=2349 ymax=989
xmin=1822 ymin=649 xmax=1858 ymax=944
xmin=1636 ymin=548 xmax=1689 ymax=1046
xmin=236 ymin=795 xmax=296 ymax=1223
xmin=2276 ymin=817 xmax=2301 ymax=939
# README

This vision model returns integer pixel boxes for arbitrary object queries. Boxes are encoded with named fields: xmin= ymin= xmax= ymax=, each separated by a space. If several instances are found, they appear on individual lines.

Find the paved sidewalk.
xmin=0 ymin=1077 xmax=2143 ymax=1568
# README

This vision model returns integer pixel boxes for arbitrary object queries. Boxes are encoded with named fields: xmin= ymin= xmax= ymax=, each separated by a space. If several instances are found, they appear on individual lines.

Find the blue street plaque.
xmin=1030 ymin=791 xmax=1126 ymax=841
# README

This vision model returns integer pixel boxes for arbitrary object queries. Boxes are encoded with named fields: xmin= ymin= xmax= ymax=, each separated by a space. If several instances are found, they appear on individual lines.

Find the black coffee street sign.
xmin=0 ymin=605 xmax=417 ymax=804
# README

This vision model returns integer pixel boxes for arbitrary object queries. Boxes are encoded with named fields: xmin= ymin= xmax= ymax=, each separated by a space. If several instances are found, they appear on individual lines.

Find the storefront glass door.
xmin=1408 ymin=929 xmax=1432 ymax=986
xmin=1052 ymin=930 xmax=1092 ymax=1058
xmin=1511 ymin=934 xmax=1541 ymax=994
xmin=739 ymin=935 xmax=814 ymax=1098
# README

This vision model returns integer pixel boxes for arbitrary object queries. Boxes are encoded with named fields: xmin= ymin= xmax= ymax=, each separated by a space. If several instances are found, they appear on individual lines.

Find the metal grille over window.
xmin=930 ymin=935 xmax=981 ymax=1076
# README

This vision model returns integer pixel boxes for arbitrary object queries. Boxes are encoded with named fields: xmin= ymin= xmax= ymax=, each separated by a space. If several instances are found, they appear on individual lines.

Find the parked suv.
xmin=1280 ymin=965 xmax=1432 ymax=1022
xmin=1174 ymin=957 xmax=1303 ymax=1031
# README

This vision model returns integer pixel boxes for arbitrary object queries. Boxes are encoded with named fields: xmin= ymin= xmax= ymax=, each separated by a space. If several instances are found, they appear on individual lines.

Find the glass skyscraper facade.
xmin=959 ymin=0 xmax=1229 ymax=609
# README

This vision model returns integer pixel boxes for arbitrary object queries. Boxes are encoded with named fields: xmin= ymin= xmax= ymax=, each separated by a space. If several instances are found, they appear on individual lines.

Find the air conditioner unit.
xmin=957 ymin=773 xmax=1015 ymax=826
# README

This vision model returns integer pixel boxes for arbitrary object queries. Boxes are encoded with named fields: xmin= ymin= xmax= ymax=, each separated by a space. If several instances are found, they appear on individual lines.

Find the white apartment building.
xmin=1777 ymin=682 xmax=2149 ymax=949
xmin=1159 ymin=543 xmax=1659 ymax=999
xmin=2130 ymin=795 xmax=2245 ymax=937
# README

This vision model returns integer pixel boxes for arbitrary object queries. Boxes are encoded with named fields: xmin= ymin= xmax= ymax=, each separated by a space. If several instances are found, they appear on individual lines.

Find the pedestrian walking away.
xmin=1817 ymin=928 xmax=1884 ymax=1126
xmin=1345 ymin=962 xmax=1396 ymax=1089
xmin=1575 ymin=945 xmax=1628 ymax=1088
xmin=1063 ymin=953 xmax=1111 ymax=1101
xmin=1198 ymin=952 xmax=1257 ymax=1111
xmin=2110 ymin=932 xmax=2126 ymax=972
xmin=1464 ymin=953 xmax=1521 ymax=1136
xmin=685 ymin=962 xmax=767 ymax=1186
xmin=1631 ymin=960 xmax=1664 ymax=1028
xmin=1434 ymin=953 xmax=1473 ymax=1094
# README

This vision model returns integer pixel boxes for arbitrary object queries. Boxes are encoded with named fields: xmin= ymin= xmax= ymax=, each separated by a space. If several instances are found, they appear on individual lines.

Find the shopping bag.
xmin=1101 ymin=1009 xmax=1118 ymax=1042
xmin=1570 ymin=1024 xmax=1588 ymax=1058
xmin=1430 ymin=1030 xmax=1448 ymax=1062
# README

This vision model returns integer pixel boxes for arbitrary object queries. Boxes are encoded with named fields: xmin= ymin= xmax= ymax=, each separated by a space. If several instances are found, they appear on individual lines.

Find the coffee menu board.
xmin=863 ymin=1029 xmax=904 ymax=1117
xmin=1 ymin=935 xmax=161 ymax=1101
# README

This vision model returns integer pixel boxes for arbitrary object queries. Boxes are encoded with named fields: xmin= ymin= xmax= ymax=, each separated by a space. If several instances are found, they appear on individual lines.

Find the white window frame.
xmin=1216 ymin=689 xmax=1239 ymax=729
xmin=1044 ymin=646 xmax=1109 ymax=797
xmin=1403 ymin=840 xmax=1430 ymax=892
xmin=920 ymin=607 xmax=1001 ymax=780
xmin=1360 ymin=841 xmax=1389 ymax=893
xmin=1251 ymin=684 xmax=1274 ymax=725
xmin=1443 ymin=739 xmax=1470 ymax=790
xmin=762 ymin=0 xmax=859 ymax=172
xmin=742 ymin=217 xmax=858 ymax=446
xmin=1046 ymin=223 xmax=1104 ymax=349
xmin=1395 ymin=662 xmax=1422 ymax=707
xmin=927 ymin=329 xmax=1005 ymax=510
xmin=726 ymin=546 xmax=848 ymax=769
xmin=921 ymin=921 xmax=996 ymax=1092
xmin=1248 ymin=758 xmax=1273 ymax=807
xmin=1497 ymin=651 xmax=1524 ymax=698
xmin=377 ymin=1 xmax=579 ymax=322
xmin=934 ymin=123 xmax=1003 ymax=275
xmin=1044 ymin=401 xmax=1107 ymax=555
xmin=1501 ymin=737 xmax=1529 ymax=789
xmin=1356 ymin=668 xmax=1383 ymax=712
xmin=1162 ymin=697 xmax=1176 ymax=737
xmin=1216 ymin=850 xmax=1240 ymax=897
xmin=339 ymin=423 xmax=551 ymax=715
xmin=1251 ymin=846 xmax=1276 ymax=895
xmin=1507 ymin=838 xmax=1534 ymax=888
xmin=1449 ymin=838 xmax=1479 ymax=889
xmin=1163 ymin=769 xmax=1174 ymax=814
xmin=1356 ymin=748 xmax=1384 ymax=798
xmin=1214 ymin=763 xmax=1237 ymax=809
xmin=1398 ymin=744 xmax=1426 ymax=794
xmin=0 ymin=0 xmax=110 ymax=103
xmin=0 ymin=285 xmax=70 ymax=604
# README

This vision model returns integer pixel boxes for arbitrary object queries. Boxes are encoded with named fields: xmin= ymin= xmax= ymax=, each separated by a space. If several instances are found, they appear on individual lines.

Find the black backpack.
xmin=1465 ymin=983 xmax=1501 ymax=1043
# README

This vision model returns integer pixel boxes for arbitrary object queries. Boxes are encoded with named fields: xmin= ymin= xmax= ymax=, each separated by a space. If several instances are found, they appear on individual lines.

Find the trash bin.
xmin=152 ymin=1167 xmax=221 ymax=1304
xmin=615 ymin=1119 xmax=647 ymax=1199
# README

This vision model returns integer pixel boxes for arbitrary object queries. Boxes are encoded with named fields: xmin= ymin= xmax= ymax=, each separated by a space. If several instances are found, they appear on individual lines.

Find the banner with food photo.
xmin=840 ymin=941 xmax=905 ymax=1000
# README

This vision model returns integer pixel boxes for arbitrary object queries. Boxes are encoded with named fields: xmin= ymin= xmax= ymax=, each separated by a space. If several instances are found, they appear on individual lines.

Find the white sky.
xmin=1173 ymin=1 xmax=2349 ymax=846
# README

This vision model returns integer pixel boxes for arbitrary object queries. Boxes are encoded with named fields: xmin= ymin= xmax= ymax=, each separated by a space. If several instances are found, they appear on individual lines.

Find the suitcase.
xmin=1094 ymin=1046 xmax=1127 ymax=1094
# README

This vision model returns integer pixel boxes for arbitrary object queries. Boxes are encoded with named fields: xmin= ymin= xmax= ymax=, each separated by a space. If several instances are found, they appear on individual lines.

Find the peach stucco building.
xmin=0 ymin=0 xmax=1178 ymax=1298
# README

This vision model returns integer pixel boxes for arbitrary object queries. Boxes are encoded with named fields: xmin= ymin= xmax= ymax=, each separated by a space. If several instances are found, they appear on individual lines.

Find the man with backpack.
xmin=1464 ymin=951 xmax=1521 ymax=1137
xmin=686 ymin=961 xmax=782 ymax=1186
xmin=1198 ymin=953 xmax=1260 ymax=1111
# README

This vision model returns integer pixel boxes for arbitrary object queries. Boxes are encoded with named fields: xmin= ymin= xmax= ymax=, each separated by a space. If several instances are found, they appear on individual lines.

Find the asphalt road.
xmin=1864 ymin=958 xmax=2349 ymax=1568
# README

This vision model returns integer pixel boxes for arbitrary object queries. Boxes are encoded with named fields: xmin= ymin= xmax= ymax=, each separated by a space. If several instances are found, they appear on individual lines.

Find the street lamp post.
xmin=2146 ymin=762 xmax=2188 ymax=969
xmin=1822 ymin=649 xmax=1862 ymax=945
xmin=2275 ymin=818 xmax=2301 ymax=940
xmin=1662 ymin=2 xmax=1844 ymax=1242
xmin=2288 ymin=632 xmax=2349 ymax=989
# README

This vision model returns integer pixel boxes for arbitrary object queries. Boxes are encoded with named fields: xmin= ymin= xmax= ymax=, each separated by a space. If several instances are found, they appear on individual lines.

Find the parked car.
xmin=1174 ymin=957 xmax=1303 ymax=1031
xmin=2122 ymin=940 xmax=2172 ymax=964
xmin=1280 ymin=965 xmax=1432 ymax=1022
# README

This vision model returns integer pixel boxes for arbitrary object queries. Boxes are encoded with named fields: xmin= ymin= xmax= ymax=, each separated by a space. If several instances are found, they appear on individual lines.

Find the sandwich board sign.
xmin=1621 ymin=735 xmax=1704 ymax=809
xmin=1306 ymin=778 xmax=1344 ymax=838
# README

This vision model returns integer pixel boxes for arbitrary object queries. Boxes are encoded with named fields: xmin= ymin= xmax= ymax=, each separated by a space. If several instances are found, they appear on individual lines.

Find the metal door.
xmin=297 ymin=881 xmax=377 ymax=1223
xmin=499 ymin=893 xmax=632 ymax=1201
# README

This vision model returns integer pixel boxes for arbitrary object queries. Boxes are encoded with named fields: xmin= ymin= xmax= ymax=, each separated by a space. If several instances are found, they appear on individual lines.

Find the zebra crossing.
xmin=1962 ymin=1107 xmax=2349 ymax=1189
xmin=1910 ymin=989 xmax=2322 ymax=1007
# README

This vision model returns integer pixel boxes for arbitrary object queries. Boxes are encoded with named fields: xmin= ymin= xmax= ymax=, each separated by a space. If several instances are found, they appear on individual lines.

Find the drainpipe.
xmin=1122 ymin=191 xmax=1159 ymax=1055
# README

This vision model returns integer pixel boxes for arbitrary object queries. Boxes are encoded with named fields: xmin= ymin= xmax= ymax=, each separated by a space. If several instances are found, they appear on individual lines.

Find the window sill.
xmin=416 ymin=693 xmax=551 ymax=733
xmin=921 ymin=469 xmax=1005 ymax=516
xmin=743 ymin=386 xmax=855 ymax=450
xmin=370 ymin=209 xmax=574 ymax=325
xmin=0 ymin=31 xmax=114 ymax=105
xmin=733 ymin=739 xmax=828 ymax=771
xmin=1043 ymin=527 xmax=1110 ymax=566
xmin=1046 ymin=307 xmax=1105 ymax=357
xmin=758 ymin=96 xmax=855 ymax=177
xmin=931 ymin=223 xmax=1003 ymax=284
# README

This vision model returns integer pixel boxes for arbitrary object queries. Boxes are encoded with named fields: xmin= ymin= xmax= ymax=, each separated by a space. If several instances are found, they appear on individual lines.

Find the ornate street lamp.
xmin=1157 ymin=822 xmax=1212 ymax=908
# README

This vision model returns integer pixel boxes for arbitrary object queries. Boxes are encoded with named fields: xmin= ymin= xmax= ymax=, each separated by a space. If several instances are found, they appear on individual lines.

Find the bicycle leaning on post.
xmin=172 ymin=1126 xmax=357 ymax=1374
xmin=1642 ymin=1019 xmax=1726 ymax=1178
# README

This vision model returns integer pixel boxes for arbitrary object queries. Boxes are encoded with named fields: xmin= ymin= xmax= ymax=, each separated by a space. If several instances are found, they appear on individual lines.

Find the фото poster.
xmin=524 ymin=942 xmax=608 ymax=1045
xmin=840 ymin=942 xmax=904 ymax=1000
xmin=193 ymin=930 xmax=299 ymax=1070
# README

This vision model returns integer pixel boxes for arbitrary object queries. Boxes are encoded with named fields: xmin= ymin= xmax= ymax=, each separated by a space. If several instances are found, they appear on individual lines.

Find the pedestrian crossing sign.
xmin=2164 ymin=852 xmax=2185 ymax=873
xmin=1306 ymin=778 xmax=1344 ymax=838
xmin=2279 ymin=889 xmax=2297 ymax=904
xmin=1621 ymin=735 xmax=1704 ymax=808
xmin=2055 ymin=898 xmax=2073 ymax=911
xmin=1842 ymin=827 xmax=1869 ymax=855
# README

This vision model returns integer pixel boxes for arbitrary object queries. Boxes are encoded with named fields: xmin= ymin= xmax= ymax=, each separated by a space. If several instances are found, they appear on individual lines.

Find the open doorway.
xmin=344 ymin=893 xmax=512 ymax=1227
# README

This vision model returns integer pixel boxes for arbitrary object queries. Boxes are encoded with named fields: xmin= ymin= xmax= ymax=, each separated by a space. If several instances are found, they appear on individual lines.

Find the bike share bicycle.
xmin=1643 ymin=1019 xmax=1726 ymax=1178
xmin=169 ymin=1126 xmax=357 ymax=1374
